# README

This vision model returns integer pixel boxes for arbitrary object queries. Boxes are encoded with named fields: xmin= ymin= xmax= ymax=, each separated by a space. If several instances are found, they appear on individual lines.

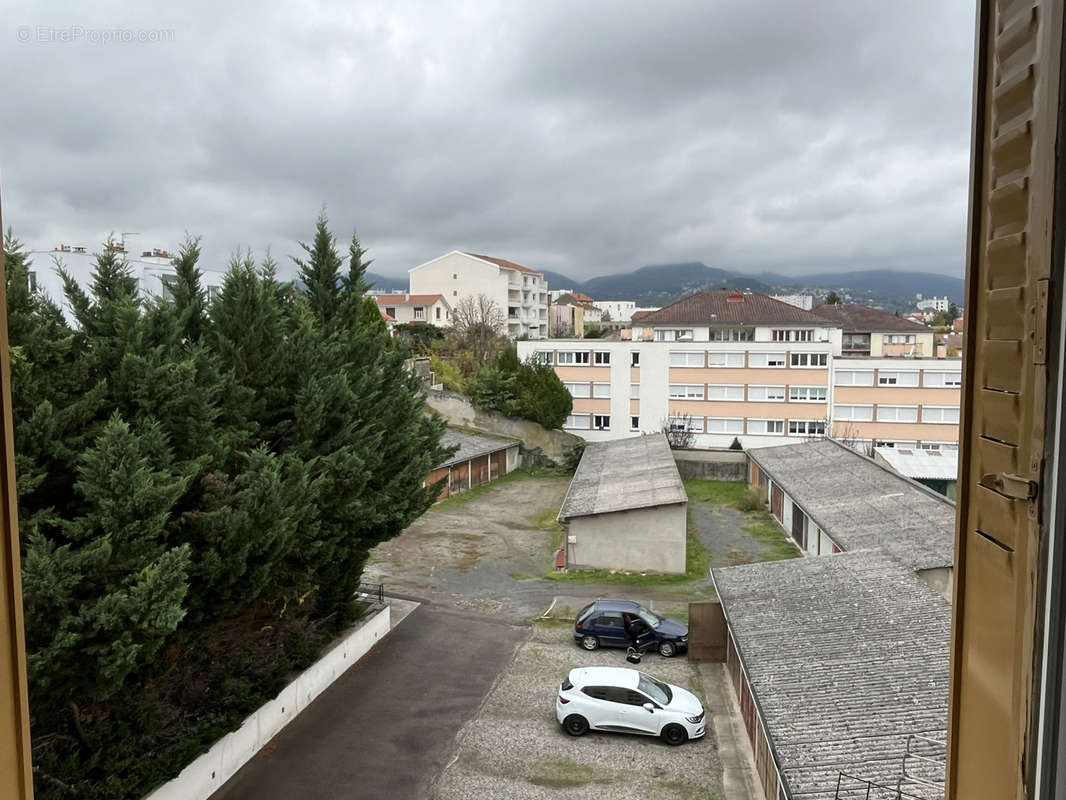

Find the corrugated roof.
xmin=749 ymin=439 xmax=955 ymax=570
xmin=874 ymin=447 xmax=959 ymax=481
xmin=637 ymin=289 xmax=842 ymax=326
xmin=465 ymin=252 xmax=543 ymax=276
xmin=712 ymin=550 xmax=949 ymax=800
xmin=436 ymin=429 xmax=519 ymax=469
xmin=559 ymin=433 xmax=686 ymax=520
xmin=812 ymin=303 xmax=934 ymax=333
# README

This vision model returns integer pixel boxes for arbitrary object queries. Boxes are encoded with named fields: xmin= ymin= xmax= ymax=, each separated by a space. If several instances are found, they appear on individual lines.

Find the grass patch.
xmin=429 ymin=466 xmax=565 ymax=511
xmin=745 ymin=510 xmax=801 ymax=561
xmin=528 ymin=758 xmax=614 ymax=789
xmin=531 ymin=616 xmax=573 ymax=628
xmin=682 ymin=478 xmax=747 ymax=505
xmin=658 ymin=780 xmax=721 ymax=800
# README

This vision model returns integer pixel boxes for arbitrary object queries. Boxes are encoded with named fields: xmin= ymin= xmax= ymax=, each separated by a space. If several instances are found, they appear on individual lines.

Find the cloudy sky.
xmin=2 ymin=1 xmax=976 ymax=282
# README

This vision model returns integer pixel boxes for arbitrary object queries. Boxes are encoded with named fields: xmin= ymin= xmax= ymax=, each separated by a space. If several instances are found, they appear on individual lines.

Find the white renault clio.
xmin=555 ymin=666 xmax=706 ymax=746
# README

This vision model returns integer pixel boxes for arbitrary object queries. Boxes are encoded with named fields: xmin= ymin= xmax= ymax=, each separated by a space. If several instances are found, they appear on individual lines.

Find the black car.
xmin=573 ymin=600 xmax=689 ymax=657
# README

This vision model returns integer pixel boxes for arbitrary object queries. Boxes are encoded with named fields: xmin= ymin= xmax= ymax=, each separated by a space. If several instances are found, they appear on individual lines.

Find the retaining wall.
xmin=673 ymin=449 xmax=748 ymax=481
xmin=143 ymin=603 xmax=391 ymax=800
xmin=424 ymin=390 xmax=582 ymax=463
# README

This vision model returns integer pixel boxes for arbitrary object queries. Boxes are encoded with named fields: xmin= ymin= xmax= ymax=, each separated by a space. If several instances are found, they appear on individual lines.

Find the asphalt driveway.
xmin=211 ymin=603 xmax=528 ymax=800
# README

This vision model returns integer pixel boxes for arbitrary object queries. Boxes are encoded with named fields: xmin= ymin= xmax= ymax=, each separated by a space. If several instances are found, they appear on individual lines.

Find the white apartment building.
xmin=916 ymin=295 xmax=951 ymax=312
xmin=28 ymin=244 xmax=226 ymax=322
xmin=409 ymin=251 xmax=547 ymax=339
xmin=518 ymin=291 xmax=962 ymax=450
xmin=770 ymin=294 xmax=814 ymax=310
xmin=596 ymin=300 xmax=637 ymax=322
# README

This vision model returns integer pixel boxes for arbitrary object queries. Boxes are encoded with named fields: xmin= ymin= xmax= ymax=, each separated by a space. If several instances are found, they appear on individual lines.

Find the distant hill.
xmin=364 ymin=271 xmax=408 ymax=292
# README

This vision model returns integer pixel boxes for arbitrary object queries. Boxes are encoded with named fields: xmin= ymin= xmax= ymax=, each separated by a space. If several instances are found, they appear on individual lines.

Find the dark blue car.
xmin=573 ymin=599 xmax=689 ymax=657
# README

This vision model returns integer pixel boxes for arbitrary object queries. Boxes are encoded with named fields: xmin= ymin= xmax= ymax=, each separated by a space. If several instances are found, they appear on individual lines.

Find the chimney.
xmin=726 ymin=290 xmax=744 ymax=303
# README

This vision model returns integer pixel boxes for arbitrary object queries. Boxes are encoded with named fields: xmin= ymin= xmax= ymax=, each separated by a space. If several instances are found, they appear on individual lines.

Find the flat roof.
xmin=436 ymin=429 xmax=519 ymax=469
xmin=559 ymin=433 xmax=686 ymax=520
xmin=713 ymin=550 xmax=950 ymax=800
xmin=750 ymin=439 xmax=955 ymax=570
xmin=874 ymin=447 xmax=959 ymax=481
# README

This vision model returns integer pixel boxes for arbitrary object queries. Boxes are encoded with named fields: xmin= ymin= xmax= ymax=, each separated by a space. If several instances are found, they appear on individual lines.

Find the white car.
xmin=555 ymin=666 xmax=706 ymax=746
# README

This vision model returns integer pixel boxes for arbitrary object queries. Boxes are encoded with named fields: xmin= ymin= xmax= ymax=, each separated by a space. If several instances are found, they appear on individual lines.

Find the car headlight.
xmin=685 ymin=711 xmax=705 ymax=724
xmin=680 ymin=636 xmax=688 ymax=643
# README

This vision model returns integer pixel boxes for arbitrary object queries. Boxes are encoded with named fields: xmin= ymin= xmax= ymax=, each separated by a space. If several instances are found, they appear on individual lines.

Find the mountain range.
xmin=366 ymin=262 xmax=964 ymax=311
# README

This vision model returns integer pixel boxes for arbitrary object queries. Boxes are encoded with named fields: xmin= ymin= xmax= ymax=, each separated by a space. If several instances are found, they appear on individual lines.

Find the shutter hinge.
xmin=980 ymin=472 xmax=1039 ymax=500
xmin=1035 ymin=278 xmax=1049 ymax=365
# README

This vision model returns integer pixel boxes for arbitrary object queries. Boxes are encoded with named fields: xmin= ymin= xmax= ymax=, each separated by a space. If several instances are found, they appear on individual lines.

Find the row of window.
xmin=669 ymin=351 xmax=828 ymax=368
xmin=836 ymin=370 xmax=961 ymax=387
xmin=668 ymin=384 xmax=827 ymax=402
xmin=834 ymin=404 xmax=960 ymax=423
xmin=563 ymin=414 xmax=827 ymax=436
xmin=654 ymin=328 xmax=819 ymax=343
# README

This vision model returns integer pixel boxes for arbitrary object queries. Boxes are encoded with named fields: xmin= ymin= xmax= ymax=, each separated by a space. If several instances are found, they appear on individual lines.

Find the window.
xmin=883 ymin=334 xmax=917 ymax=344
xmin=630 ymin=383 xmax=640 ymax=399
xmin=435 ymin=306 xmax=441 ymax=320
xmin=790 ymin=352 xmax=828 ymax=367
xmin=922 ymin=406 xmax=960 ymax=423
xmin=564 ymin=413 xmax=591 ymax=429
xmin=207 ymin=285 xmax=221 ymax=301
xmin=564 ymin=382 xmax=590 ymax=398
xmin=630 ymin=415 xmax=639 ymax=431
xmin=834 ymin=404 xmax=873 ymax=421
xmin=594 ymin=351 xmax=611 ymax=365
xmin=669 ymin=384 xmax=705 ymax=400
xmin=789 ymin=420 xmax=826 ymax=436
xmin=748 ymin=419 xmax=785 ymax=435
xmin=593 ymin=382 xmax=611 ymax=398
xmin=453 ymin=290 xmax=458 ymax=296
xmin=593 ymin=414 xmax=611 ymax=430
xmin=875 ymin=439 xmax=917 ymax=449
xmin=706 ymin=417 xmax=744 ymax=434
xmin=878 ymin=371 xmax=919 ymax=386
xmin=668 ymin=415 xmax=704 ymax=432
xmin=789 ymin=386 xmax=827 ymax=402
xmin=558 ymin=351 xmax=590 ymax=365
xmin=27 ymin=271 xmax=37 ymax=293
xmin=710 ymin=327 xmax=754 ymax=342
xmin=842 ymin=333 xmax=871 ymax=351
xmin=655 ymin=329 xmax=694 ymax=342
xmin=748 ymin=385 xmax=786 ymax=401
xmin=706 ymin=384 xmax=744 ymax=401
xmin=772 ymin=329 xmax=813 ymax=342
xmin=835 ymin=370 xmax=874 ymax=386
xmin=532 ymin=351 xmax=552 ymax=365
xmin=749 ymin=352 xmax=786 ymax=368
xmin=708 ymin=352 xmax=745 ymax=368
xmin=385 ymin=306 xmax=396 ymax=318
xmin=876 ymin=405 xmax=919 ymax=423
xmin=924 ymin=371 xmax=962 ymax=388
xmin=670 ymin=351 xmax=705 ymax=367
xmin=631 ymin=351 xmax=640 ymax=367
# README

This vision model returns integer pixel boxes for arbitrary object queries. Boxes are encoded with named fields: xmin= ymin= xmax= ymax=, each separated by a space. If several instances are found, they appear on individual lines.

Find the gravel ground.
xmin=690 ymin=502 xmax=769 ymax=568
xmin=432 ymin=624 xmax=724 ymax=800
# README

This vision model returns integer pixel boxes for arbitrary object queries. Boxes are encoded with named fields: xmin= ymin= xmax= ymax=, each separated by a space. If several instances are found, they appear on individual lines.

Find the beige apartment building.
xmin=517 ymin=291 xmax=962 ymax=450
xmin=409 ymin=250 xmax=548 ymax=339
xmin=813 ymin=302 xmax=937 ymax=357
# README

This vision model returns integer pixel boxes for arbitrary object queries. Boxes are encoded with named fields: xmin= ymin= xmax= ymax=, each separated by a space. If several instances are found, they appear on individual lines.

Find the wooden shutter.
xmin=947 ymin=2 xmax=1062 ymax=798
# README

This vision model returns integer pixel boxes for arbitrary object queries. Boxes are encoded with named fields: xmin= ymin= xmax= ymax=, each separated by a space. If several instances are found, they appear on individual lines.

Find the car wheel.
xmin=661 ymin=723 xmax=687 ymax=746
xmin=658 ymin=640 xmax=677 ymax=658
xmin=563 ymin=714 xmax=590 ymax=737
xmin=580 ymin=635 xmax=600 ymax=651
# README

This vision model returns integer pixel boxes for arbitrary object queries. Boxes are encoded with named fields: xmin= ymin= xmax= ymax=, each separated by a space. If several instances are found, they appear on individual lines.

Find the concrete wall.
xmin=917 ymin=567 xmax=954 ymax=603
xmin=567 ymin=502 xmax=687 ymax=574
xmin=424 ymin=390 xmax=581 ymax=463
xmin=672 ymin=449 xmax=747 ymax=480
xmin=143 ymin=604 xmax=391 ymax=800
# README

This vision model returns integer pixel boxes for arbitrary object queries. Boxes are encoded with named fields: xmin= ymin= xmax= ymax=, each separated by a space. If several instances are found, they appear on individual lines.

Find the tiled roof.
xmin=812 ymin=303 xmax=933 ymax=333
xmin=374 ymin=294 xmax=444 ymax=307
xmin=874 ymin=447 xmax=959 ymax=481
xmin=637 ymin=289 xmax=841 ymax=326
xmin=712 ymin=550 xmax=950 ymax=800
xmin=559 ymin=433 xmax=686 ymax=520
xmin=554 ymin=293 xmax=598 ymax=311
xmin=437 ymin=429 xmax=519 ymax=469
xmin=749 ymin=439 xmax=955 ymax=570
xmin=465 ymin=252 xmax=543 ymax=276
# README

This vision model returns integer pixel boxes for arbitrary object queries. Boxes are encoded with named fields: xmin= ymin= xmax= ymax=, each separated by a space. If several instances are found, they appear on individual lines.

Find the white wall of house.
xmin=597 ymin=300 xmax=637 ymax=321
xmin=566 ymin=502 xmax=687 ymax=574
xmin=376 ymin=296 xmax=451 ymax=326
xmin=409 ymin=251 xmax=547 ymax=339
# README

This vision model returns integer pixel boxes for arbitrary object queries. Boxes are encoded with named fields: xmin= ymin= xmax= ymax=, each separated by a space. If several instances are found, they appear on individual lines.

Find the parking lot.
xmin=431 ymin=622 xmax=725 ymax=800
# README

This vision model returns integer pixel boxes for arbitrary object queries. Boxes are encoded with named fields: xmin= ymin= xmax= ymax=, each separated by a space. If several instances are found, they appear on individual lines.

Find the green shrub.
xmin=429 ymin=355 xmax=466 ymax=392
xmin=735 ymin=488 xmax=764 ymax=512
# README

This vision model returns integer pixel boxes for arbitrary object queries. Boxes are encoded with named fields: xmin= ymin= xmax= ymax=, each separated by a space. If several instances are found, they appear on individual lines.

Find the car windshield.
xmin=637 ymin=673 xmax=672 ymax=705
xmin=636 ymin=607 xmax=662 ymax=629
